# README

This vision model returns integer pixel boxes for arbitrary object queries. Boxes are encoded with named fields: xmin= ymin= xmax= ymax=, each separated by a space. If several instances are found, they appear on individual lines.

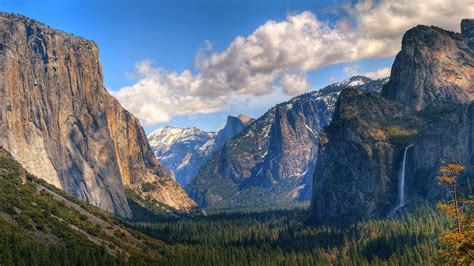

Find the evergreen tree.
xmin=435 ymin=164 xmax=474 ymax=265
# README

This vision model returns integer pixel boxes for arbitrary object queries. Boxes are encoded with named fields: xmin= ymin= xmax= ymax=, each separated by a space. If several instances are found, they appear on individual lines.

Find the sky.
xmin=1 ymin=0 xmax=473 ymax=133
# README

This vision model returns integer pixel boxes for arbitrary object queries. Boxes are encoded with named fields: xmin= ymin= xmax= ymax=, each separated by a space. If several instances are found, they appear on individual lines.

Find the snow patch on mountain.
xmin=148 ymin=115 xmax=254 ymax=186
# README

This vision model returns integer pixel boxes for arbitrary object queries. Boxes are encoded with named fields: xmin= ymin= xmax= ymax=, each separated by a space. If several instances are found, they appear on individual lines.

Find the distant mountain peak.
xmin=215 ymin=114 xmax=255 ymax=147
xmin=315 ymin=76 xmax=375 ymax=96
xmin=228 ymin=114 xmax=254 ymax=124
xmin=335 ymin=76 xmax=372 ymax=88
xmin=148 ymin=126 xmax=216 ymax=154
xmin=148 ymin=114 xmax=253 ymax=186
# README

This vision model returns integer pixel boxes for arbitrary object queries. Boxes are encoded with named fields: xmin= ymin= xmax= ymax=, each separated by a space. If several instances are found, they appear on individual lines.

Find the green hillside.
xmin=0 ymin=147 xmax=166 ymax=265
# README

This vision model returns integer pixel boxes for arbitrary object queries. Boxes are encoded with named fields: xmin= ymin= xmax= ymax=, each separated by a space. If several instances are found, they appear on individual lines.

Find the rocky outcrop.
xmin=311 ymin=89 xmax=426 ymax=224
xmin=382 ymin=24 xmax=474 ymax=111
xmin=188 ymin=77 xmax=387 ymax=209
xmin=148 ymin=115 xmax=253 ymax=187
xmin=462 ymin=19 xmax=474 ymax=49
xmin=311 ymin=19 xmax=474 ymax=224
xmin=0 ymin=13 xmax=196 ymax=217
xmin=214 ymin=114 xmax=254 ymax=147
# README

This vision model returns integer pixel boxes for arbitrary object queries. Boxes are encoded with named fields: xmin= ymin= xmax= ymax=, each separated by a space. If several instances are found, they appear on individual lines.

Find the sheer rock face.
xmin=311 ymin=89 xmax=424 ymax=224
xmin=462 ymin=18 xmax=474 ymax=49
xmin=0 ymin=13 xmax=196 ymax=217
xmin=311 ymin=19 xmax=474 ymax=224
xmin=188 ymin=77 xmax=386 ymax=209
xmin=382 ymin=24 xmax=474 ymax=111
xmin=188 ymin=94 xmax=326 ymax=209
xmin=312 ymin=91 xmax=474 ymax=225
xmin=214 ymin=115 xmax=254 ymax=147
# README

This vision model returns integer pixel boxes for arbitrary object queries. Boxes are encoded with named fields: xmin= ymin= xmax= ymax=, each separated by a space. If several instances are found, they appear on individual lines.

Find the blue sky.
xmin=1 ymin=0 xmax=470 ymax=133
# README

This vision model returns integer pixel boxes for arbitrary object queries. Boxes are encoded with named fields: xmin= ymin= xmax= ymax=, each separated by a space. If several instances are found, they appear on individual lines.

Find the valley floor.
xmin=129 ymin=203 xmax=448 ymax=265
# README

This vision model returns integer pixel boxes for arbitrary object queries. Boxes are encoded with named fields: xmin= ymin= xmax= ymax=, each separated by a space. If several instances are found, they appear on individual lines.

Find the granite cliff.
xmin=214 ymin=114 xmax=254 ymax=147
xmin=311 ymin=19 xmax=474 ymax=224
xmin=188 ymin=77 xmax=387 ymax=209
xmin=383 ymin=22 xmax=474 ymax=111
xmin=0 ymin=13 xmax=196 ymax=217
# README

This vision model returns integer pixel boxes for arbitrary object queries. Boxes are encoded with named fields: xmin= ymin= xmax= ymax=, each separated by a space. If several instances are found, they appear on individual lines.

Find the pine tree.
xmin=435 ymin=164 xmax=474 ymax=265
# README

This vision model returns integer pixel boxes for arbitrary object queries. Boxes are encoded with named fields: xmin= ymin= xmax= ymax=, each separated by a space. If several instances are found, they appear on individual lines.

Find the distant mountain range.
xmin=148 ymin=115 xmax=254 ymax=186
xmin=147 ymin=76 xmax=388 ymax=210
xmin=185 ymin=76 xmax=387 ymax=209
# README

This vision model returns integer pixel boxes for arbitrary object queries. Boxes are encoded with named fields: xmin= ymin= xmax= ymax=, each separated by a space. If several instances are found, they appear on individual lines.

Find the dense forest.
xmin=0 ymin=200 xmax=452 ymax=265
xmin=130 ymin=203 xmax=450 ymax=265
xmin=0 ymin=146 xmax=472 ymax=265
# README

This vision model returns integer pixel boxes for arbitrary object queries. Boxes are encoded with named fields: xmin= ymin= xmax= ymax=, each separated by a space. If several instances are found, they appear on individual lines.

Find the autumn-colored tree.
xmin=435 ymin=164 xmax=474 ymax=265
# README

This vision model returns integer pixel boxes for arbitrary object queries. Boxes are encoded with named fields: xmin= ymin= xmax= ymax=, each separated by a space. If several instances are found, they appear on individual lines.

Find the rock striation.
xmin=311 ymin=19 xmax=474 ymax=224
xmin=188 ymin=77 xmax=387 ymax=209
xmin=0 ymin=13 xmax=196 ymax=217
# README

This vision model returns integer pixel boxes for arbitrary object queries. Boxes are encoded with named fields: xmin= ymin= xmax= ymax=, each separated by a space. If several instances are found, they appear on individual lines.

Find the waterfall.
xmin=397 ymin=147 xmax=409 ymax=208
xmin=391 ymin=146 xmax=409 ymax=216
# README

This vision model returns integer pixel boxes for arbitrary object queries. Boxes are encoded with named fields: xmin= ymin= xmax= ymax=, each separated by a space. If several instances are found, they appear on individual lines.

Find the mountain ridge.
xmin=188 ymin=76 xmax=388 ymax=209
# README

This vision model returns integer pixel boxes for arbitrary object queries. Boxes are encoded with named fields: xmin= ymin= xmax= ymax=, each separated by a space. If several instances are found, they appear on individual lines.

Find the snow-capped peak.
xmin=335 ymin=76 xmax=372 ymax=88
xmin=147 ymin=115 xmax=253 ymax=186
xmin=148 ymin=126 xmax=215 ymax=153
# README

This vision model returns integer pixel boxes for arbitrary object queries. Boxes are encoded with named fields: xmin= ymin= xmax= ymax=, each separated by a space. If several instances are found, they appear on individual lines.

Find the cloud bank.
xmin=113 ymin=0 xmax=474 ymax=126
xmin=344 ymin=64 xmax=391 ymax=80
xmin=363 ymin=67 xmax=392 ymax=79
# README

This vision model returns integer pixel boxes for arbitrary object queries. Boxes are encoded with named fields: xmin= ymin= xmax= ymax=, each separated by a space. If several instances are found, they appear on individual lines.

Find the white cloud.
xmin=281 ymin=73 xmax=309 ymax=95
xmin=363 ymin=67 xmax=392 ymax=79
xmin=343 ymin=64 xmax=359 ymax=77
xmin=114 ymin=0 xmax=474 ymax=125
xmin=113 ymin=60 xmax=225 ymax=125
